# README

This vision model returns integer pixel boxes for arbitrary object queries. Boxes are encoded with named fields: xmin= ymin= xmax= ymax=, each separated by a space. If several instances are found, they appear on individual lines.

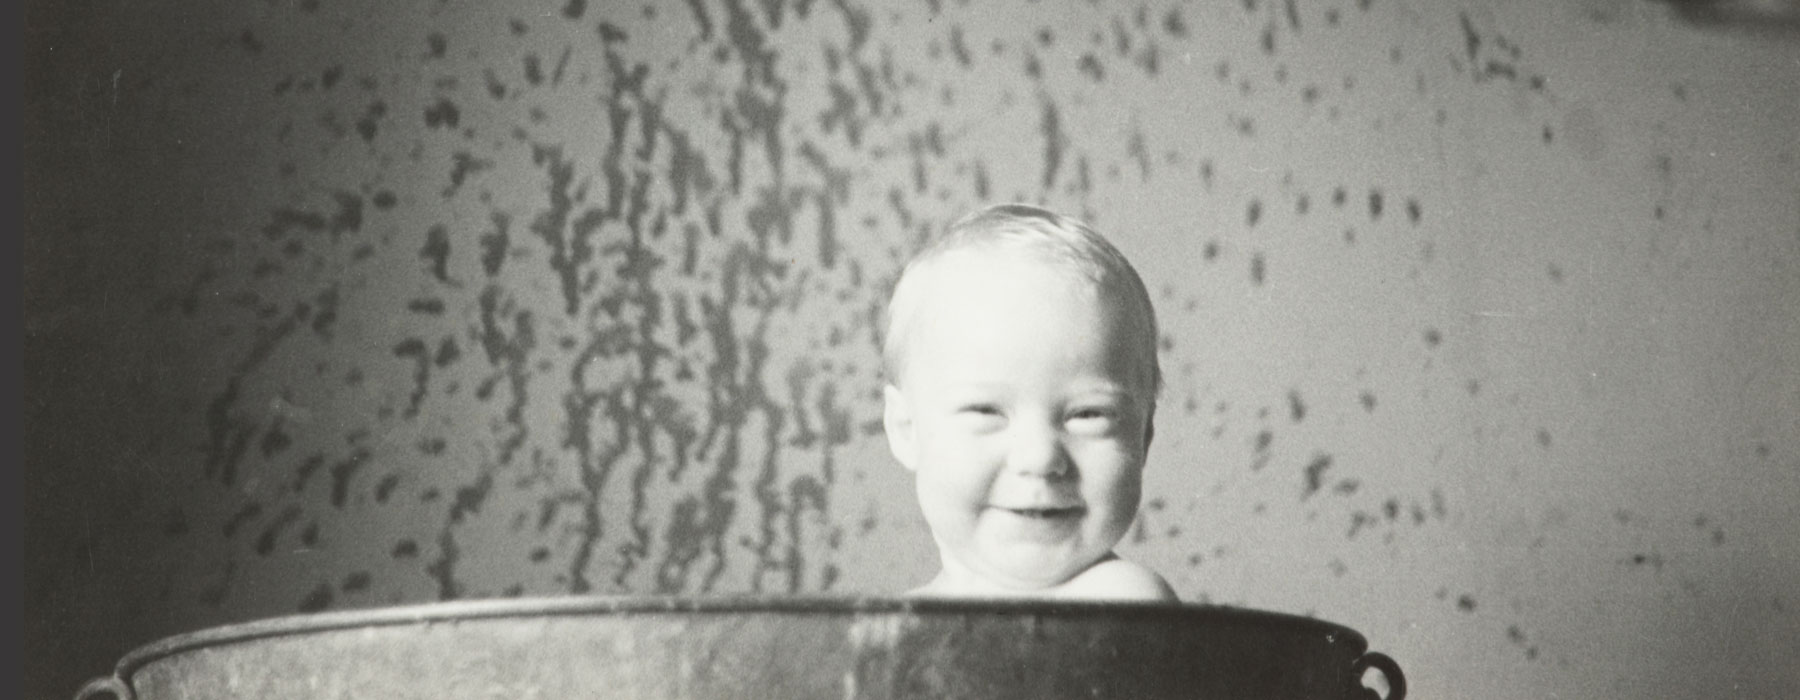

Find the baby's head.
xmin=882 ymin=204 xmax=1169 ymax=598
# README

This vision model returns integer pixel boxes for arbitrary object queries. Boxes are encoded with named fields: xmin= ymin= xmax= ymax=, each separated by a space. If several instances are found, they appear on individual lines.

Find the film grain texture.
xmin=24 ymin=1 xmax=1800 ymax=698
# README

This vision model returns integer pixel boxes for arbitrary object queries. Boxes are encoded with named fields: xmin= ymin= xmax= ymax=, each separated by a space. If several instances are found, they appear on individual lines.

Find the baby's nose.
xmin=1007 ymin=425 xmax=1072 ymax=479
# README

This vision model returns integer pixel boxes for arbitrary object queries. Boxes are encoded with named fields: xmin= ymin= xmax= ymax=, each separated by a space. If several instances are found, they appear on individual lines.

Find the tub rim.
xmin=109 ymin=595 xmax=1371 ymax=680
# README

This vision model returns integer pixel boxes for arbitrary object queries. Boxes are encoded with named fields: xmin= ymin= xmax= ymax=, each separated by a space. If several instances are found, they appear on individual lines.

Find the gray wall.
xmin=25 ymin=0 xmax=1799 ymax=698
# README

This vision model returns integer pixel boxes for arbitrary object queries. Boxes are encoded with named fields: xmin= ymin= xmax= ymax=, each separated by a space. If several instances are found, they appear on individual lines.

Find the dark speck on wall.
xmin=1302 ymin=453 xmax=1333 ymax=499
xmin=1164 ymin=7 xmax=1188 ymax=37
xmin=424 ymin=99 xmax=462 ymax=129
xmin=1457 ymin=594 xmax=1476 ymax=612
xmin=222 ymin=502 xmax=263 ymax=538
xmin=341 ymin=571 xmax=372 ymax=592
xmin=297 ymin=583 xmax=333 ymax=612
xmin=1625 ymin=551 xmax=1665 ymax=571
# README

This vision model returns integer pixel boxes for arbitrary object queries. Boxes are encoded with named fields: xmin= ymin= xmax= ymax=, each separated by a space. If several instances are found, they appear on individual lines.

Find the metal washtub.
xmin=75 ymin=596 xmax=1406 ymax=699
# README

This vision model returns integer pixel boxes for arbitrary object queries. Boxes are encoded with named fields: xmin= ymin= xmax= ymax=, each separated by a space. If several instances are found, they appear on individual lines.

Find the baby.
xmin=882 ymin=204 xmax=1178 ymax=602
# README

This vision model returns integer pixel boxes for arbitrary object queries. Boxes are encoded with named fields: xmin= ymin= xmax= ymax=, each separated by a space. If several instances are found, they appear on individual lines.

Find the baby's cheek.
xmin=918 ymin=466 xmax=986 ymax=509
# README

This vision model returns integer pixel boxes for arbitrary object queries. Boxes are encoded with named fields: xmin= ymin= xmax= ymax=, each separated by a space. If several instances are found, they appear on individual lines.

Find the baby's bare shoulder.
xmin=1059 ymin=557 xmax=1179 ymax=602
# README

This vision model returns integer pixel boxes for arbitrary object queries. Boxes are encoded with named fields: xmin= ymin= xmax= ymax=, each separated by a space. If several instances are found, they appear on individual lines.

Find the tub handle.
xmin=1351 ymin=651 xmax=1406 ymax=700
xmin=73 ymin=676 xmax=134 ymax=700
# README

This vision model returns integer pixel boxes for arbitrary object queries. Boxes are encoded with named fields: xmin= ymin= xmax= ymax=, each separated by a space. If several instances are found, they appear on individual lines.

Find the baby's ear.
xmin=882 ymin=384 xmax=918 ymax=472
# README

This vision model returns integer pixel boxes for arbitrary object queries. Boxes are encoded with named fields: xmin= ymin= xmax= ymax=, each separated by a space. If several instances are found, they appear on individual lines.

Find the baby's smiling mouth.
xmin=995 ymin=505 xmax=1084 ymax=519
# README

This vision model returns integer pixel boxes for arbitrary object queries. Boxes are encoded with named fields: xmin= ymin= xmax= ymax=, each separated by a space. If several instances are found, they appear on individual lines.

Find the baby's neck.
xmin=910 ymin=553 xmax=1178 ymax=602
xmin=911 ymin=553 xmax=1109 ymax=600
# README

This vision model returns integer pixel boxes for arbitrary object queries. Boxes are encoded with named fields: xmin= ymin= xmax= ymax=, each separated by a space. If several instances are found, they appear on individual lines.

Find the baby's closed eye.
xmin=1064 ymin=406 xmax=1120 ymax=434
xmin=955 ymin=403 xmax=1006 ymax=430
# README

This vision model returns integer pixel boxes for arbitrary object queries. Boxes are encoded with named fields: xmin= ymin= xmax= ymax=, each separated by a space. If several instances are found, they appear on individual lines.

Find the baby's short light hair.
xmin=882 ymin=203 xmax=1162 ymax=397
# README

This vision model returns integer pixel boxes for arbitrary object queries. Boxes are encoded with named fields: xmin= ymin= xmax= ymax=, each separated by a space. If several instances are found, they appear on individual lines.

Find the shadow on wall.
xmin=1651 ymin=0 xmax=1800 ymax=31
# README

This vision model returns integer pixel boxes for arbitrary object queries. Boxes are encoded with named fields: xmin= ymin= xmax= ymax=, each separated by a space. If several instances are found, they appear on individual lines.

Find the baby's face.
xmin=885 ymin=254 xmax=1155 ymax=591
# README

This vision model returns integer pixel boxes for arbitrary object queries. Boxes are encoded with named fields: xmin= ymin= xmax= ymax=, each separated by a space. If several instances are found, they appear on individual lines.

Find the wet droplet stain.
xmin=298 ymin=583 xmax=333 ymax=612
xmin=1368 ymin=189 xmax=1384 ymax=220
xmin=1506 ymin=625 xmax=1537 ymax=660
xmin=341 ymin=571 xmax=372 ymax=592
xmin=1457 ymin=594 xmax=1477 ymax=612
xmin=1302 ymin=453 xmax=1333 ymax=499
xmin=222 ymin=502 xmax=262 ymax=537
xmin=1423 ymin=327 xmax=1442 ymax=348
xmin=1624 ymin=552 xmax=1665 ymax=570
xmin=424 ymin=99 xmax=461 ymax=129
xmin=1249 ymin=253 xmax=1265 ymax=285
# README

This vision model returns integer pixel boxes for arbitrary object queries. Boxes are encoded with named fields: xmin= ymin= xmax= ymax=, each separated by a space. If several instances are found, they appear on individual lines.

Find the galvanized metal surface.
xmin=76 ymin=597 xmax=1405 ymax=699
